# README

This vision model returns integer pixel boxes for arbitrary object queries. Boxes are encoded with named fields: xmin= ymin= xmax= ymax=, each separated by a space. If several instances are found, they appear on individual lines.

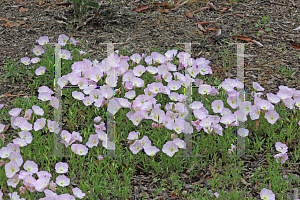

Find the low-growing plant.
xmin=0 ymin=34 xmax=299 ymax=199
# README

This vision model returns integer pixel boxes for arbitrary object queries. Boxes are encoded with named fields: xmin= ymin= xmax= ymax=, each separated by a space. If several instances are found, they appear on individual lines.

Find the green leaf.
xmin=86 ymin=2 xmax=99 ymax=8
xmin=69 ymin=0 xmax=74 ymax=3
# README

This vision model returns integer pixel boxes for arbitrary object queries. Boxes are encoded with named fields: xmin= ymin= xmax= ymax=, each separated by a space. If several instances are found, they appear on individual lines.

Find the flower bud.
xmin=171 ymin=133 xmax=178 ymax=139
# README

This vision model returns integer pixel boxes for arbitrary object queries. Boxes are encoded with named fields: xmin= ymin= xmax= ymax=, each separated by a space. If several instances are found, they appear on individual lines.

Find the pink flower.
xmin=152 ymin=123 xmax=159 ymax=129
xmin=35 ymin=66 xmax=46 ymax=75
xmin=5 ymin=160 xmax=20 ymax=178
xmin=173 ymin=138 xmax=186 ymax=149
xmin=275 ymin=142 xmax=288 ymax=154
xmin=19 ymin=186 xmax=26 ymax=195
xmin=58 ymin=34 xmax=69 ymax=46
xmin=34 ymin=118 xmax=46 ymax=131
xmin=237 ymin=128 xmax=249 ymax=137
xmin=253 ymin=82 xmax=265 ymax=91
xmin=31 ymin=57 xmax=40 ymax=64
xmin=38 ymin=92 xmax=52 ymax=102
xmin=102 ymin=140 xmax=116 ymax=150
xmin=0 ymin=124 xmax=5 ymax=133
xmin=86 ymin=134 xmax=99 ymax=148
xmin=274 ymin=152 xmax=288 ymax=164
xmin=214 ymin=192 xmax=219 ymax=197
xmin=23 ymin=160 xmax=38 ymax=174
xmin=162 ymin=141 xmax=178 ymax=157
xmin=38 ymin=36 xmax=49 ymax=45
xmin=98 ymin=155 xmax=103 ymax=160
xmin=33 ymin=46 xmax=45 ymax=56
xmin=34 ymin=176 xmax=50 ymax=192
xmin=24 ymin=109 xmax=33 ymax=120
xmin=130 ymin=53 xmax=142 ymax=64
xmin=56 ymin=175 xmax=70 ymax=187
xmin=264 ymin=110 xmax=280 ymax=125
xmin=9 ymin=108 xmax=22 ymax=117
xmin=8 ymin=192 xmax=23 ymax=200
xmin=47 ymin=120 xmax=60 ymax=134
xmin=71 ymin=144 xmax=89 ymax=155
xmin=133 ymin=65 xmax=146 ymax=77
xmin=50 ymin=96 xmax=59 ymax=110
xmin=32 ymin=105 xmax=44 ymax=116
xmin=72 ymin=187 xmax=85 ymax=199
xmin=260 ymin=188 xmax=275 ymax=200
xmin=59 ymin=49 xmax=72 ymax=60
xmin=70 ymin=37 xmax=79 ymax=46
xmin=55 ymin=162 xmax=69 ymax=174
xmin=94 ymin=116 xmax=102 ymax=123
xmin=144 ymin=146 xmax=160 ymax=156
xmin=21 ymin=57 xmax=31 ymax=65
xmin=7 ymin=174 xmax=20 ymax=188
xmin=127 ymin=131 xmax=140 ymax=140
xmin=129 ymin=140 xmax=143 ymax=154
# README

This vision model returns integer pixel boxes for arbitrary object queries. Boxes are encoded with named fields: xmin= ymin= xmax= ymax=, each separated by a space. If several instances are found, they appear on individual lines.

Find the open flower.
xmin=58 ymin=34 xmax=69 ymax=46
xmin=55 ymin=162 xmax=69 ymax=174
xmin=56 ymin=175 xmax=70 ymax=187
xmin=162 ymin=141 xmax=178 ymax=157
xmin=21 ymin=57 xmax=31 ymax=65
xmin=38 ymin=36 xmax=49 ymax=45
xmin=72 ymin=187 xmax=85 ymax=199
xmin=33 ymin=46 xmax=45 ymax=56
xmin=260 ymin=188 xmax=275 ymax=200
xmin=129 ymin=140 xmax=143 ymax=154
xmin=5 ymin=160 xmax=20 ymax=178
xmin=35 ymin=66 xmax=46 ymax=75
xmin=275 ymin=142 xmax=288 ymax=154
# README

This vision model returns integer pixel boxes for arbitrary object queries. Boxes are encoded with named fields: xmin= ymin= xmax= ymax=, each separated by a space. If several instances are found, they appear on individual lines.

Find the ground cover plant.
xmin=0 ymin=34 xmax=300 ymax=200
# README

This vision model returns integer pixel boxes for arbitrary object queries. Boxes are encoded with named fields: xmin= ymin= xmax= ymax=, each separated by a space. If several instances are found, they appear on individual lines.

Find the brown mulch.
xmin=0 ymin=0 xmax=300 ymax=199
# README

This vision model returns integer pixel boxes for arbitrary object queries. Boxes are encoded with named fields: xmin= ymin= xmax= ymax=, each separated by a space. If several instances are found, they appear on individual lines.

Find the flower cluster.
xmin=273 ymin=142 xmax=288 ymax=164
xmin=0 ymin=33 xmax=300 ymax=199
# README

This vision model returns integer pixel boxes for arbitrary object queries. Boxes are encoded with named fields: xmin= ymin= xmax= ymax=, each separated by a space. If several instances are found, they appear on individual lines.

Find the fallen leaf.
xmin=232 ymin=35 xmax=252 ymax=42
xmin=4 ymin=93 xmax=12 ymax=97
xmin=220 ymin=7 xmax=228 ymax=12
xmin=2 ymin=20 xmax=20 ymax=27
xmin=4 ymin=125 xmax=10 ymax=131
xmin=185 ymin=12 xmax=193 ymax=18
xmin=158 ymin=9 xmax=169 ymax=13
xmin=150 ymin=2 xmax=164 ymax=6
xmin=237 ymin=14 xmax=243 ymax=18
xmin=194 ymin=22 xmax=212 ymax=25
xmin=94 ymin=13 xmax=99 ymax=18
xmin=208 ymin=27 xmax=218 ymax=30
xmin=255 ymin=120 xmax=260 ymax=130
xmin=0 ymin=18 xmax=8 ymax=21
xmin=19 ymin=8 xmax=29 ymax=12
xmin=251 ymin=39 xmax=263 ymax=47
xmin=174 ymin=0 xmax=182 ymax=6
xmin=132 ymin=5 xmax=149 ymax=12
xmin=291 ymin=44 xmax=300 ymax=49
xmin=216 ymin=29 xmax=221 ymax=36
xmin=170 ymin=191 xmax=176 ymax=198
